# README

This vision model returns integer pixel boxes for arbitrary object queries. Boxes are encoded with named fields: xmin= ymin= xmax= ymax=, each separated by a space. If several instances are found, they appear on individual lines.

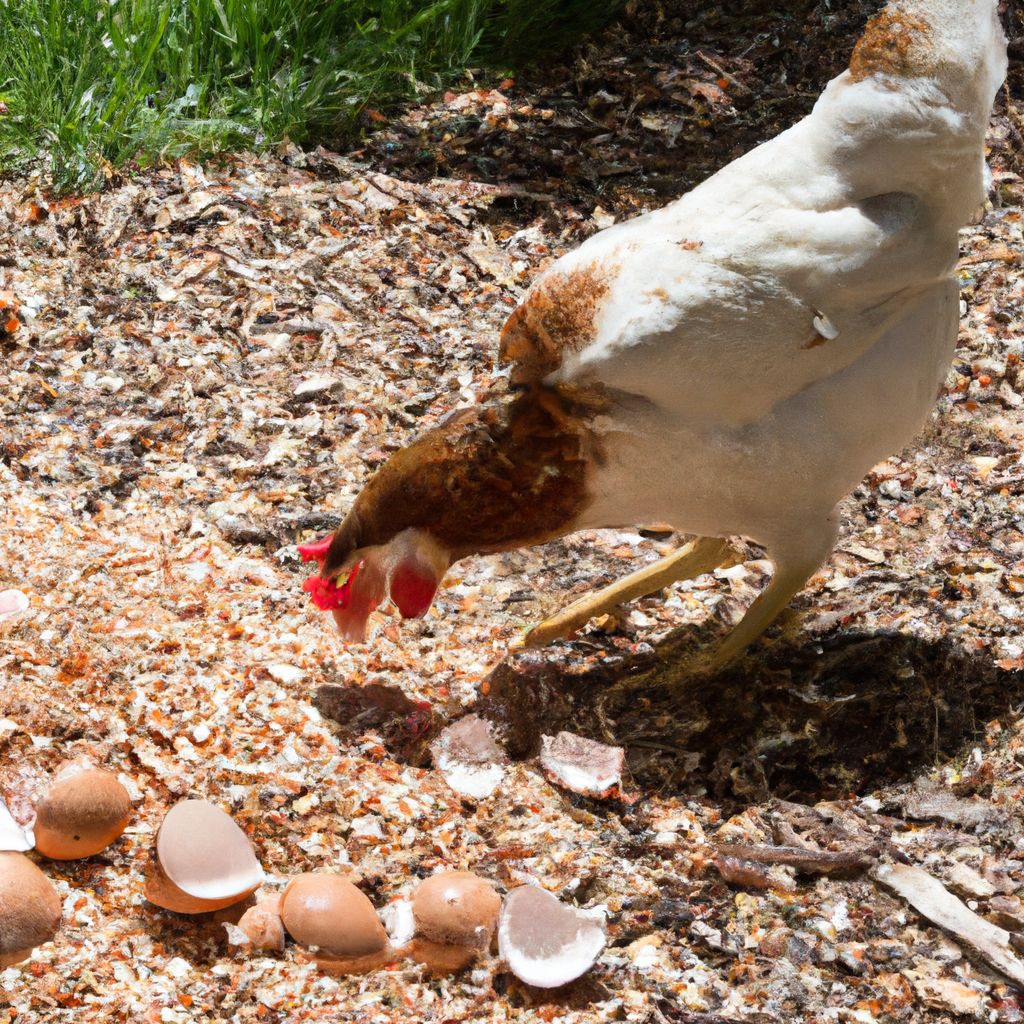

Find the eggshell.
xmin=145 ymin=799 xmax=264 ymax=914
xmin=412 ymin=870 xmax=500 ymax=949
xmin=498 ymin=884 xmax=607 ymax=988
xmin=281 ymin=873 xmax=389 ymax=973
xmin=0 ymin=852 xmax=61 ymax=968
xmin=33 ymin=767 xmax=132 ymax=860
xmin=237 ymin=898 xmax=286 ymax=952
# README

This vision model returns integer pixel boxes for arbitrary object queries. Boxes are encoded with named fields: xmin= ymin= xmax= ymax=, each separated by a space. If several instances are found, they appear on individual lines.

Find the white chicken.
xmin=302 ymin=0 xmax=1008 ymax=667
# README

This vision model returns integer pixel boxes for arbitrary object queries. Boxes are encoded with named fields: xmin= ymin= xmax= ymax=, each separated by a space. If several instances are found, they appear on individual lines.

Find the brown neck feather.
xmin=321 ymin=384 xmax=606 ymax=576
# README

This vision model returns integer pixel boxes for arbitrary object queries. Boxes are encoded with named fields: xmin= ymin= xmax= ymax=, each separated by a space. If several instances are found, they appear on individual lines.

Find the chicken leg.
xmin=520 ymin=514 xmax=837 ymax=671
xmin=517 ymin=536 xmax=739 ymax=649
xmin=580 ymin=516 xmax=839 ymax=740
xmin=701 ymin=514 xmax=839 ymax=672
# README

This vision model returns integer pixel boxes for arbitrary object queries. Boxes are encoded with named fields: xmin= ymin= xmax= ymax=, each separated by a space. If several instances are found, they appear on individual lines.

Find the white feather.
xmin=529 ymin=0 xmax=1007 ymax=552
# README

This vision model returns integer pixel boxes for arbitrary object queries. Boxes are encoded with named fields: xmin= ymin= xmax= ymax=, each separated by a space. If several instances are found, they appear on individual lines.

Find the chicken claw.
xmin=517 ymin=537 xmax=738 ymax=649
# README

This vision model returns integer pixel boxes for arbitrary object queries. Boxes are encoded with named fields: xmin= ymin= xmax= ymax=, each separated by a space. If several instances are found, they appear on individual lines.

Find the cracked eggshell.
xmin=281 ymin=873 xmax=389 ymax=974
xmin=498 ymin=885 xmax=607 ymax=988
xmin=145 ymin=799 xmax=264 ymax=914
xmin=33 ymin=765 xmax=132 ymax=860
xmin=237 ymin=897 xmax=286 ymax=952
xmin=0 ymin=852 xmax=62 ymax=968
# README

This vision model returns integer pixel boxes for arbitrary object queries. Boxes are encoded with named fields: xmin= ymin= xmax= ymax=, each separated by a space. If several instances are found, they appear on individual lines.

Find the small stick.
xmin=715 ymin=843 xmax=878 ymax=876
xmin=695 ymin=50 xmax=752 ymax=95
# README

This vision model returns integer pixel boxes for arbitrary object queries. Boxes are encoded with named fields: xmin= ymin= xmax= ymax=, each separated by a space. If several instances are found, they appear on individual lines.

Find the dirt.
xmin=1 ymin=1 xmax=1024 ymax=1021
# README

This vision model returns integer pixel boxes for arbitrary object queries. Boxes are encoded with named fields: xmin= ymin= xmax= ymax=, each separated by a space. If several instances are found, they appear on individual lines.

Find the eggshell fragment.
xmin=281 ymin=873 xmax=389 ymax=974
xmin=236 ymin=897 xmax=286 ymax=952
xmin=33 ymin=766 xmax=132 ymax=860
xmin=0 ymin=590 xmax=29 ymax=624
xmin=380 ymin=897 xmax=416 ymax=947
xmin=0 ymin=852 xmax=61 ymax=968
xmin=145 ymin=800 xmax=264 ymax=914
xmin=0 ymin=799 xmax=33 ymax=853
xmin=539 ymin=731 xmax=624 ymax=798
xmin=430 ymin=715 xmax=506 ymax=799
xmin=498 ymin=885 xmax=606 ymax=988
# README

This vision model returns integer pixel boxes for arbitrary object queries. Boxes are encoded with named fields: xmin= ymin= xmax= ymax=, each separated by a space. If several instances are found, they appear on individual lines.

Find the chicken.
xmin=301 ymin=0 xmax=1007 ymax=664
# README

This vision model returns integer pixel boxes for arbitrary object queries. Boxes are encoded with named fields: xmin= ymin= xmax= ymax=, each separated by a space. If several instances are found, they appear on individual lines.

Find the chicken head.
xmin=301 ymin=385 xmax=605 ymax=640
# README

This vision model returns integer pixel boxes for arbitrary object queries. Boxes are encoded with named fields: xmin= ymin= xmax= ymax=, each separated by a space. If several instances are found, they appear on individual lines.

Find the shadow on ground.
xmin=317 ymin=629 xmax=1024 ymax=806
xmin=477 ymin=629 xmax=1024 ymax=804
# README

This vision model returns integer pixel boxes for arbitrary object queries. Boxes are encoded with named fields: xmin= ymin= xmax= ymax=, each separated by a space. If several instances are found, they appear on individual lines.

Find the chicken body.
xmin=309 ymin=0 xmax=1007 ymax=650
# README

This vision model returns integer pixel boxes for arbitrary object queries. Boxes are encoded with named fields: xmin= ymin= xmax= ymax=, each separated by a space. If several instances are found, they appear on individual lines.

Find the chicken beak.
xmin=330 ymin=557 xmax=387 ymax=642
xmin=387 ymin=529 xmax=450 ymax=620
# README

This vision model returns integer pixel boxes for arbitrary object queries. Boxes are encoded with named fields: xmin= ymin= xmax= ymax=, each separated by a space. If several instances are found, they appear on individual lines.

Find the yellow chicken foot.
xmin=700 ymin=518 xmax=838 ymax=673
xmin=517 ymin=536 xmax=739 ymax=649
xmin=590 ymin=520 xmax=835 ymax=741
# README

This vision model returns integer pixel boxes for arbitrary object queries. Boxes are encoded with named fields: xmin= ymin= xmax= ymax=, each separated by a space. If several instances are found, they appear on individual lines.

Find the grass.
xmin=0 ymin=0 xmax=621 ymax=193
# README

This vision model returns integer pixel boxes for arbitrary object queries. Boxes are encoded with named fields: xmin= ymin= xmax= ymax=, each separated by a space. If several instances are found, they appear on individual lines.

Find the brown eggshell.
xmin=144 ymin=859 xmax=257 ymax=915
xmin=33 ymin=767 xmax=132 ymax=860
xmin=405 ymin=935 xmax=478 ymax=974
xmin=237 ymin=899 xmax=286 ymax=952
xmin=412 ymin=870 xmax=500 ymax=950
xmin=281 ymin=873 xmax=389 ymax=972
xmin=0 ymin=852 xmax=62 ymax=967
xmin=146 ymin=799 xmax=263 ymax=914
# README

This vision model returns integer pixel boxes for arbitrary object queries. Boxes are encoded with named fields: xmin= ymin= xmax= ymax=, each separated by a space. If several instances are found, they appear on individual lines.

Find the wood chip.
xmin=715 ymin=843 xmax=877 ymax=876
xmin=872 ymin=861 xmax=1024 ymax=987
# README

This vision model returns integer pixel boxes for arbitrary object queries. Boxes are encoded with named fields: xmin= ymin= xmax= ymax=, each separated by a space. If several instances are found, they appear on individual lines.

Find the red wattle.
xmin=302 ymin=562 xmax=362 ymax=611
xmin=390 ymin=564 xmax=439 ymax=619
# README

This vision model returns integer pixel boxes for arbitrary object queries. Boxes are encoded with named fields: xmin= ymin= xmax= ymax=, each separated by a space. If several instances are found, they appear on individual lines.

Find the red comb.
xmin=297 ymin=535 xmax=334 ymax=564
xmin=302 ymin=561 xmax=362 ymax=611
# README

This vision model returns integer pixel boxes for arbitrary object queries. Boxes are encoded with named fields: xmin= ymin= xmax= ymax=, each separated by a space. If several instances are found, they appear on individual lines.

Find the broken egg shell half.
xmin=0 ymin=852 xmax=62 ymax=968
xmin=280 ymin=873 xmax=390 ymax=974
xmin=498 ymin=885 xmax=607 ymax=989
xmin=236 ymin=897 xmax=286 ymax=952
xmin=33 ymin=767 xmax=132 ymax=860
xmin=145 ymin=799 xmax=264 ymax=914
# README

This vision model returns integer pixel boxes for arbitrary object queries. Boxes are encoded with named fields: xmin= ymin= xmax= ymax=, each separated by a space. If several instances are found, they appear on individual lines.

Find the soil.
xmin=1 ymin=1 xmax=1024 ymax=1021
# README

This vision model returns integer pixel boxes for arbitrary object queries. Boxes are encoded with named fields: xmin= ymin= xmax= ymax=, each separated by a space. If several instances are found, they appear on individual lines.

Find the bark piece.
xmin=872 ymin=861 xmax=1024 ymax=987
xmin=715 ymin=843 xmax=876 ymax=876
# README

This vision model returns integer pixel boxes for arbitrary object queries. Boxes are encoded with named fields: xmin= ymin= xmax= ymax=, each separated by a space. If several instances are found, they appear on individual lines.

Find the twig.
xmin=873 ymin=861 xmax=1024 ymax=988
xmin=714 ymin=842 xmax=878 ymax=875
xmin=695 ymin=50 xmax=752 ymax=95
